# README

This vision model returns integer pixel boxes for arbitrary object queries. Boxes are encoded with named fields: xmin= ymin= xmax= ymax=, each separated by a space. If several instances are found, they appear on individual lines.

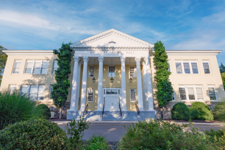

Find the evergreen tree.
xmin=153 ymin=41 xmax=173 ymax=117
xmin=51 ymin=43 xmax=72 ymax=119
xmin=219 ymin=63 xmax=225 ymax=90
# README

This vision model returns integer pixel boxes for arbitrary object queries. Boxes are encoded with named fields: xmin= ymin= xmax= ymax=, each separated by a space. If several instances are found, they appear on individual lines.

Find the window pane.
xmin=131 ymin=89 xmax=136 ymax=101
xmin=183 ymin=62 xmax=190 ymax=74
xmin=196 ymin=87 xmax=204 ymax=100
xmin=33 ymin=61 xmax=41 ymax=74
xmin=53 ymin=60 xmax=59 ymax=74
xmin=33 ymin=68 xmax=41 ymax=74
xmin=25 ymin=61 xmax=33 ymax=74
xmin=179 ymin=87 xmax=186 ymax=100
xmin=37 ymin=85 xmax=45 ymax=100
xmin=49 ymin=85 xmax=53 ymax=99
xmin=187 ymin=87 xmax=195 ymax=100
xmin=203 ymin=62 xmax=210 ymax=74
xmin=130 ymin=66 xmax=135 ymax=77
xmin=20 ymin=85 xmax=30 ymax=96
xmin=13 ymin=68 xmax=20 ymax=74
xmin=9 ymin=85 xmax=16 ymax=93
xmin=88 ymin=89 xmax=93 ymax=101
xmin=176 ymin=63 xmax=183 ymax=74
xmin=25 ymin=68 xmax=32 ymax=74
xmin=111 ymin=89 xmax=117 ymax=94
xmin=191 ymin=63 xmax=198 ymax=74
xmin=13 ymin=61 xmax=21 ymax=73
xmin=208 ymin=87 xmax=216 ymax=100
xmin=109 ymin=66 xmax=115 ymax=77
xmin=41 ymin=61 xmax=49 ymax=74
xmin=30 ymin=85 xmax=38 ymax=100
xmin=89 ymin=66 xmax=94 ymax=77
xmin=41 ymin=69 xmax=48 ymax=74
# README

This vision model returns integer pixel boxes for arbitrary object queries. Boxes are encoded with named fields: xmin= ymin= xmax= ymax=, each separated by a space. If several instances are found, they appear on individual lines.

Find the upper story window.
xmin=25 ymin=60 xmax=49 ymax=74
xmin=12 ymin=60 xmax=21 ymax=74
xmin=178 ymin=85 xmax=204 ymax=101
xmin=52 ymin=60 xmax=58 ymax=74
xmin=203 ymin=61 xmax=210 ymax=74
xmin=20 ymin=85 xmax=45 ymax=100
xmin=129 ymin=66 xmax=135 ymax=78
xmin=208 ymin=86 xmax=217 ymax=100
xmin=88 ymin=66 xmax=94 ymax=77
xmin=8 ymin=85 xmax=16 ymax=93
xmin=108 ymin=66 xmax=115 ymax=77
xmin=130 ymin=89 xmax=136 ymax=102
xmin=175 ymin=61 xmax=199 ymax=74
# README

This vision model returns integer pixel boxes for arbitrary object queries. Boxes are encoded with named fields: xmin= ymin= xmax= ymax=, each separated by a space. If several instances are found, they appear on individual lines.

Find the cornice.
xmin=72 ymin=47 xmax=150 ymax=51
xmin=2 ymin=50 xmax=54 ymax=55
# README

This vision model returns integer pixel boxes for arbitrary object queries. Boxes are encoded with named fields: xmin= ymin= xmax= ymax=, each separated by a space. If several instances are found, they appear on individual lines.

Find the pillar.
xmin=80 ymin=56 xmax=88 ymax=112
xmin=120 ymin=57 xmax=127 ymax=111
xmin=96 ymin=56 xmax=104 ymax=111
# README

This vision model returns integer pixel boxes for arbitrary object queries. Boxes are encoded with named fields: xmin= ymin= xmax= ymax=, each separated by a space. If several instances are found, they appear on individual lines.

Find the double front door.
xmin=103 ymin=88 xmax=121 ymax=111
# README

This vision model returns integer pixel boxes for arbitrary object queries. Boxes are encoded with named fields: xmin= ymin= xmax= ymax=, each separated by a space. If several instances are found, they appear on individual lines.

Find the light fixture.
xmin=92 ymin=59 xmax=96 ymax=83
xmin=110 ymin=59 xmax=114 ymax=83
xmin=129 ymin=59 xmax=133 ymax=83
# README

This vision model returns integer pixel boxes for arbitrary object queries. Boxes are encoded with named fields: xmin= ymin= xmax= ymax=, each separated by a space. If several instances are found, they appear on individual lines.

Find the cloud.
xmin=0 ymin=10 xmax=59 ymax=30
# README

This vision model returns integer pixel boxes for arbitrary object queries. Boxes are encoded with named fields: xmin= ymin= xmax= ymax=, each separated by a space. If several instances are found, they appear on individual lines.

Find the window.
xmin=130 ymin=89 xmax=136 ymax=102
xmin=130 ymin=66 xmax=135 ymax=78
xmin=176 ymin=62 xmax=183 ymax=74
xmin=208 ymin=86 xmax=217 ymax=100
xmin=89 ymin=66 xmax=94 ymax=77
xmin=49 ymin=85 xmax=53 ymax=100
xmin=52 ymin=60 xmax=58 ymax=74
xmin=20 ymin=85 xmax=45 ymax=100
xmin=87 ymin=88 xmax=94 ymax=102
xmin=12 ymin=60 xmax=21 ymax=74
xmin=203 ymin=61 xmax=210 ymax=74
xmin=176 ymin=61 xmax=199 ymax=74
xmin=24 ymin=60 xmax=49 ymax=74
xmin=8 ymin=85 xmax=16 ymax=93
xmin=108 ymin=66 xmax=115 ymax=77
xmin=179 ymin=85 xmax=204 ymax=101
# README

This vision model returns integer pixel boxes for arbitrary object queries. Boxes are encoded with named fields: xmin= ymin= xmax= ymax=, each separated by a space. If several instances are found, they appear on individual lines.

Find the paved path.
xmin=57 ymin=122 xmax=225 ymax=142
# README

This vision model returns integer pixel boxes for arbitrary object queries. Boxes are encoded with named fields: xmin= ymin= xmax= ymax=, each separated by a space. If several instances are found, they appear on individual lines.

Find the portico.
xmin=67 ymin=29 xmax=156 ymax=121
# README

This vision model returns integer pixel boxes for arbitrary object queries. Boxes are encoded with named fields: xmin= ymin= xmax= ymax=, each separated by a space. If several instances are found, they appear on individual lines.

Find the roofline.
xmin=165 ymin=50 xmax=222 ymax=54
xmin=2 ymin=50 xmax=54 ymax=55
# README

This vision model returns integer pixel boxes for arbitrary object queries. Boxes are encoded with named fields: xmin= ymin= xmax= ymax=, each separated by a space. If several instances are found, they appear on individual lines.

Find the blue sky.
xmin=0 ymin=0 xmax=225 ymax=65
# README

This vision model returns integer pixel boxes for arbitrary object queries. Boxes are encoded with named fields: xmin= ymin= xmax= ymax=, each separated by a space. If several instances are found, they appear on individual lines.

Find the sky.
xmin=0 ymin=0 xmax=225 ymax=65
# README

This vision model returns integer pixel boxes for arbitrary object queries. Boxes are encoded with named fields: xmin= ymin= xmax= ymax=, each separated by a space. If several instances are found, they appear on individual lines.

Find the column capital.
xmin=73 ymin=56 xmax=80 ymax=62
xmin=143 ymin=57 xmax=150 ymax=64
xmin=83 ymin=56 xmax=89 ymax=62
xmin=120 ymin=57 xmax=126 ymax=62
xmin=98 ymin=56 xmax=104 ymax=62
xmin=135 ymin=57 xmax=141 ymax=62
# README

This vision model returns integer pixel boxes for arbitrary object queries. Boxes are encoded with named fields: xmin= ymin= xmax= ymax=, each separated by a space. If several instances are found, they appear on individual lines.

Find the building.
xmin=1 ymin=29 xmax=225 ymax=120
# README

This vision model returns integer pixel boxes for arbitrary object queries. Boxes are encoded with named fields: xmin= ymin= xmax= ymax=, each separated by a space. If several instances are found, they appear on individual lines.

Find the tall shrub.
xmin=190 ymin=102 xmax=213 ymax=120
xmin=51 ymin=43 xmax=72 ymax=119
xmin=213 ymin=102 xmax=225 ymax=121
xmin=172 ymin=103 xmax=190 ymax=120
xmin=153 ymin=41 xmax=173 ymax=117
xmin=32 ymin=104 xmax=51 ymax=120
xmin=0 ymin=91 xmax=35 ymax=130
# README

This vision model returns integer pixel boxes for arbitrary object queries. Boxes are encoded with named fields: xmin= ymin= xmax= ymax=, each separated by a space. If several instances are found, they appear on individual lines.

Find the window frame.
xmin=207 ymin=85 xmax=217 ymax=101
xmin=24 ymin=60 xmax=49 ymax=74
xmin=129 ymin=66 xmax=135 ymax=78
xmin=52 ymin=60 xmax=58 ymax=74
xmin=202 ymin=61 xmax=211 ymax=74
xmin=108 ymin=66 xmax=116 ymax=77
xmin=12 ymin=60 xmax=21 ymax=74
xmin=87 ymin=88 xmax=94 ymax=102
xmin=8 ymin=85 xmax=16 ymax=93
xmin=178 ymin=85 xmax=204 ymax=101
xmin=175 ymin=60 xmax=199 ymax=75
xmin=130 ymin=89 xmax=136 ymax=102
xmin=20 ymin=85 xmax=45 ymax=101
xmin=88 ymin=66 xmax=95 ymax=77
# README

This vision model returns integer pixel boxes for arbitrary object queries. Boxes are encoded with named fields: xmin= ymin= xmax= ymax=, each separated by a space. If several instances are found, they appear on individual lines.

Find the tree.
xmin=153 ymin=41 xmax=173 ymax=119
xmin=219 ymin=63 xmax=225 ymax=90
xmin=0 ymin=46 xmax=7 ymax=85
xmin=51 ymin=43 xmax=72 ymax=119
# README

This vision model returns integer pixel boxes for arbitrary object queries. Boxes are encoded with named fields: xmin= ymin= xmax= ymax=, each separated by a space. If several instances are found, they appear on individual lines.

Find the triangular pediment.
xmin=71 ymin=29 xmax=154 ymax=48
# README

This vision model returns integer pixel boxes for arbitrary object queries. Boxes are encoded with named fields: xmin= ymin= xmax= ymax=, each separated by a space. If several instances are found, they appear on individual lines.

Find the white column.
xmin=75 ymin=61 xmax=81 ymax=111
xmin=135 ymin=57 xmax=144 ymax=111
xmin=69 ymin=56 xmax=80 ymax=111
xmin=80 ymin=57 xmax=89 ymax=112
xmin=97 ymin=56 xmax=104 ymax=111
xmin=145 ymin=57 xmax=154 ymax=110
xmin=120 ymin=57 xmax=127 ymax=111
xmin=142 ymin=61 xmax=147 ymax=110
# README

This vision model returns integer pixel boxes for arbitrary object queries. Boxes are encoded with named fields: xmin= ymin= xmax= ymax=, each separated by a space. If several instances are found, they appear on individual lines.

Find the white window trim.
xmin=207 ymin=85 xmax=218 ymax=101
xmin=175 ymin=60 xmax=199 ymax=74
xmin=130 ymin=89 xmax=136 ymax=102
xmin=24 ymin=60 xmax=49 ymax=74
xmin=202 ymin=61 xmax=211 ymax=74
xmin=108 ymin=66 xmax=116 ymax=77
xmin=178 ymin=85 xmax=205 ymax=101
xmin=88 ymin=66 xmax=95 ymax=77
xmin=129 ymin=66 xmax=135 ymax=78
xmin=12 ymin=60 xmax=21 ymax=74
xmin=20 ymin=85 xmax=45 ymax=101
xmin=87 ymin=88 xmax=94 ymax=102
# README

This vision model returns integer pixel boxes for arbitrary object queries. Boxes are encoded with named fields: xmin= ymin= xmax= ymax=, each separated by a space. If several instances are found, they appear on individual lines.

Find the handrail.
xmin=119 ymin=97 xmax=122 ymax=117
xmin=135 ymin=103 xmax=140 ymax=116
xmin=102 ymin=97 xmax=105 ymax=117
xmin=83 ymin=103 xmax=88 ymax=116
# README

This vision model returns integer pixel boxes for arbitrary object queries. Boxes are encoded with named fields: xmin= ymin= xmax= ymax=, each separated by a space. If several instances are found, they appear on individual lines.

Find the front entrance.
xmin=103 ymin=88 xmax=121 ymax=112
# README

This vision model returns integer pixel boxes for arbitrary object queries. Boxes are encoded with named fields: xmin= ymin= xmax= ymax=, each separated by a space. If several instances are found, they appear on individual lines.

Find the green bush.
xmin=204 ymin=128 xmax=225 ymax=149
xmin=172 ymin=103 xmax=190 ymax=120
xmin=65 ymin=117 xmax=90 ymax=149
xmin=213 ymin=102 xmax=225 ymax=121
xmin=0 ymin=119 xmax=68 ymax=149
xmin=32 ymin=104 xmax=51 ymax=119
xmin=86 ymin=135 xmax=109 ymax=150
xmin=190 ymin=102 xmax=213 ymax=120
xmin=118 ymin=119 xmax=213 ymax=150
xmin=0 ymin=91 xmax=35 ymax=130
